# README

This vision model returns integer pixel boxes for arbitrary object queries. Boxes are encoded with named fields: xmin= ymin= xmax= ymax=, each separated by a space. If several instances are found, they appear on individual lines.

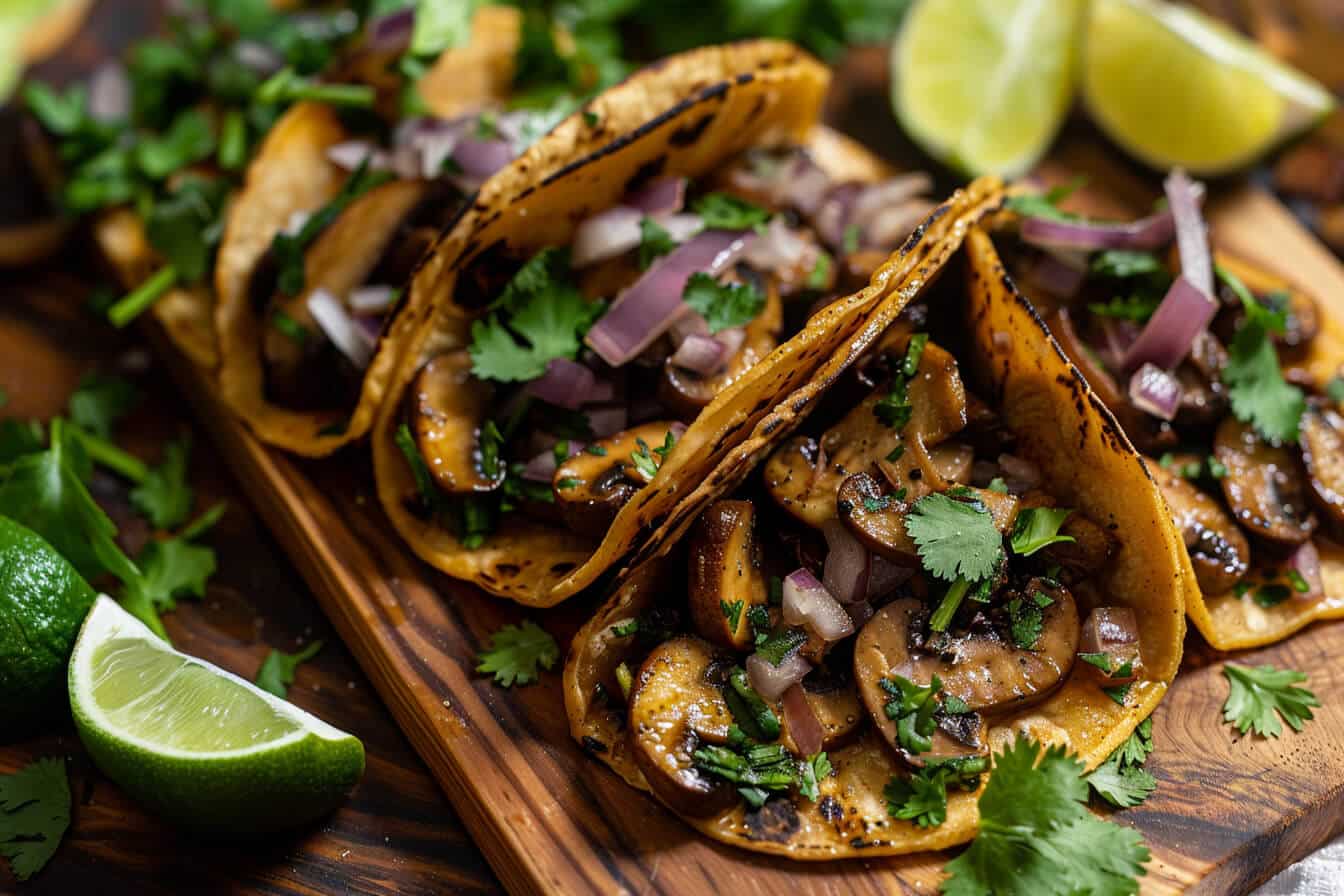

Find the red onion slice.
xmin=585 ymin=230 xmax=750 ymax=366
xmin=815 ymin=182 xmax=862 ymax=251
xmin=525 ymin=358 xmax=598 ymax=410
xmin=87 ymin=62 xmax=131 ymax=124
xmin=781 ymin=684 xmax=825 ymax=756
xmin=1079 ymin=607 xmax=1142 ymax=683
xmin=746 ymin=651 xmax=811 ymax=701
xmin=743 ymin=216 xmax=812 ymax=271
xmin=348 ymin=285 xmax=399 ymax=314
xmin=864 ymin=199 xmax=936 ymax=250
xmin=1128 ymin=362 xmax=1184 ymax=421
xmin=783 ymin=568 xmax=855 ymax=641
xmin=715 ymin=327 xmax=746 ymax=359
xmin=667 ymin=312 xmax=710 ymax=348
xmin=1020 ymin=210 xmax=1175 ymax=251
xmin=327 ymin=141 xmax=389 ymax=172
xmin=365 ymin=6 xmax=416 ymax=53
xmin=1289 ymin=540 xmax=1324 ymax=601
xmin=626 ymin=176 xmax=687 ymax=217
xmin=586 ymin=405 xmax=629 ymax=438
xmin=450 ymin=137 xmax=515 ymax=188
xmin=308 ymin=288 xmax=374 ymax=369
xmin=571 ymin=207 xmax=644 ymax=268
xmin=852 ymin=174 xmax=935 ymax=229
xmin=1121 ymin=276 xmax=1218 ymax=373
xmin=669 ymin=333 xmax=726 ymax=375
xmin=1165 ymin=169 xmax=1212 ymax=298
xmin=1032 ymin=250 xmax=1088 ymax=298
xmin=822 ymin=519 xmax=870 ymax=604
xmin=522 ymin=450 xmax=558 ymax=483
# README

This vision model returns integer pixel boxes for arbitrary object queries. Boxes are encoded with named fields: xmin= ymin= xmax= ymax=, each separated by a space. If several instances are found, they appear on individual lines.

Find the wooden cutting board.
xmin=152 ymin=138 xmax=1344 ymax=894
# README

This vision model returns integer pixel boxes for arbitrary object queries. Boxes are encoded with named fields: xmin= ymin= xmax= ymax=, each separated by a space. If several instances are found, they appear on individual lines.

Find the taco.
xmin=370 ymin=40 xmax=971 ymax=606
xmin=992 ymin=172 xmax=1344 ymax=650
xmin=214 ymin=6 xmax=554 ymax=455
xmin=562 ymin=225 xmax=1188 ymax=858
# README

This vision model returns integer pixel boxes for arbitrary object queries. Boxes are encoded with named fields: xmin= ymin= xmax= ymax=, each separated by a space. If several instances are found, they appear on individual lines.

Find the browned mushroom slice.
xmin=263 ymin=179 xmax=428 ymax=396
xmin=1301 ymin=404 xmax=1344 ymax=527
xmin=628 ymin=636 xmax=737 ymax=817
xmin=660 ymin=281 xmax=783 ymax=419
xmin=1151 ymin=462 xmax=1250 ymax=594
xmin=410 ymin=351 xmax=505 ymax=494
xmin=554 ymin=421 xmax=681 ymax=537
xmin=929 ymin=442 xmax=975 ymax=484
xmin=764 ymin=339 xmax=968 ymax=527
xmin=687 ymin=500 xmax=769 ymax=649
xmin=855 ymin=595 xmax=1078 ymax=725
xmin=1214 ymin=417 xmax=1318 ymax=545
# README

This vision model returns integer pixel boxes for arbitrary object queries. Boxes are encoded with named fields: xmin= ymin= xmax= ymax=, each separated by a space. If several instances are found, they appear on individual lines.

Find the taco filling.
xmin=1000 ymin=171 xmax=1344 ymax=647
xmin=394 ymin=151 xmax=936 ymax=550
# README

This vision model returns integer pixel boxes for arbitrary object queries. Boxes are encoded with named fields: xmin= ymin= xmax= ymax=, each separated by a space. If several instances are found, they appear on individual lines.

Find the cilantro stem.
xmin=179 ymin=502 xmax=227 ymax=541
xmin=75 ymin=429 xmax=149 ymax=483
xmin=257 ymin=68 xmax=375 ymax=108
xmin=108 ymin=266 xmax=177 ymax=328
xmin=929 ymin=576 xmax=971 ymax=632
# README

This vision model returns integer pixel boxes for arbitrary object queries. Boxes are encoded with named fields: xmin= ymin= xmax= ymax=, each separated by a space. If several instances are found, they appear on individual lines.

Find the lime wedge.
xmin=1083 ymin=0 xmax=1334 ymax=174
xmin=69 ymin=596 xmax=364 ymax=832
xmin=891 ymin=0 xmax=1087 ymax=176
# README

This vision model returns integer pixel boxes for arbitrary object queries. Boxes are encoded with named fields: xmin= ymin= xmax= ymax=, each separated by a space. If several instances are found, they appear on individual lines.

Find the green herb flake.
xmin=721 ymin=599 xmax=745 ymax=631
xmin=1010 ymin=507 xmax=1075 ymax=556
xmin=682 ymin=273 xmax=764 ymax=334
xmin=692 ymin=192 xmax=770 ymax=230
xmin=906 ymin=492 xmax=1005 ymax=583
xmin=475 ymin=620 xmax=559 ymax=687
xmin=255 ymin=640 xmax=324 ymax=699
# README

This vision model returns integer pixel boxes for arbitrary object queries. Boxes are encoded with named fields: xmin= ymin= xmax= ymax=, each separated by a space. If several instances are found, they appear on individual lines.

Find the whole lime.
xmin=0 ymin=514 xmax=96 ymax=737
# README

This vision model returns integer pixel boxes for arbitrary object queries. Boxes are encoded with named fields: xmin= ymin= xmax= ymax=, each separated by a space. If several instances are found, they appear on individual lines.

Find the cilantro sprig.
xmin=682 ymin=274 xmax=764 ymax=334
xmin=475 ymin=620 xmax=559 ymax=687
xmin=885 ymin=756 xmax=987 ymax=829
xmin=255 ymin=640 xmax=324 ymax=699
xmin=906 ymin=492 xmax=1004 ymax=583
xmin=1222 ymin=664 xmax=1318 ymax=738
xmin=1217 ymin=264 xmax=1306 ymax=443
xmin=1085 ymin=718 xmax=1156 ymax=809
xmin=0 ymin=758 xmax=71 ymax=882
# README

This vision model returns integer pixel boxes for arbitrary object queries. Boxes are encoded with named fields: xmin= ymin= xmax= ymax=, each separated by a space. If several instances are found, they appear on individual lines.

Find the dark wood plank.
xmin=0 ymin=278 xmax=501 ymax=896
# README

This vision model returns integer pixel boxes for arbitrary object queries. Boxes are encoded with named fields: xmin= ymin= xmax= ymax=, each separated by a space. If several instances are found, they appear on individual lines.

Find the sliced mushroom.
xmin=929 ymin=442 xmax=975 ymax=484
xmin=554 ymin=421 xmax=680 ymax=537
xmin=1301 ymin=404 xmax=1344 ymax=527
xmin=1174 ymin=334 xmax=1229 ymax=425
xmin=1019 ymin=491 xmax=1116 ymax=583
xmin=264 ymin=179 xmax=427 ymax=406
xmin=688 ymin=500 xmax=769 ymax=649
xmin=410 ymin=351 xmax=505 ymax=495
xmin=1151 ymin=461 xmax=1250 ymax=594
xmin=1214 ymin=417 xmax=1318 ymax=545
xmin=660 ymin=280 xmax=782 ymax=419
xmin=764 ymin=339 xmax=967 ymax=527
xmin=628 ymin=636 xmax=736 ymax=817
xmin=855 ymin=594 xmax=1078 ymax=728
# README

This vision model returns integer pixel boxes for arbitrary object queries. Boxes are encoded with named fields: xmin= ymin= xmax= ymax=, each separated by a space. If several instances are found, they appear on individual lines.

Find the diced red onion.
xmin=585 ymin=230 xmax=750 ymax=366
xmin=997 ymin=454 xmax=1042 ymax=495
xmin=327 ymin=141 xmax=389 ymax=172
xmin=1096 ymin=317 xmax=1141 ymax=371
xmin=87 ymin=62 xmax=130 ymax=124
xmin=450 ymin=137 xmax=515 ymax=188
xmin=845 ymin=600 xmax=875 ymax=629
xmin=585 ymin=405 xmax=629 ymax=438
xmin=815 ymin=182 xmax=862 ymax=251
xmin=1078 ymin=607 xmax=1142 ymax=684
xmin=234 ymin=39 xmax=283 ymax=75
xmin=669 ymin=334 xmax=726 ymax=375
xmin=585 ymin=376 xmax=617 ymax=405
xmin=1128 ymin=362 xmax=1184 ymax=421
xmin=822 ymin=519 xmax=869 ymax=604
xmin=1288 ymin=540 xmax=1324 ymax=601
xmin=365 ymin=6 xmax=416 ymax=53
xmin=308 ymin=288 xmax=374 ymax=369
xmin=783 ymin=568 xmax=855 ymax=641
xmin=852 ymin=174 xmax=935 ymax=229
xmin=525 ymin=358 xmax=598 ymax=410
xmin=626 ymin=176 xmax=686 ymax=217
xmin=571 ymin=207 xmax=643 ymax=268
xmin=1165 ymin=169 xmax=1212 ymax=298
xmin=522 ymin=450 xmax=558 ymax=483
xmin=1032 ymin=250 xmax=1088 ymax=298
xmin=746 ymin=651 xmax=811 ymax=701
xmin=348 ymin=285 xmax=398 ymax=314
xmin=393 ymin=115 xmax=470 ymax=150
xmin=715 ymin=327 xmax=746 ymax=359
xmin=1020 ymin=210 xmax=1176 ymax=251
xmin=743 ymin=216 xmax=812 ymax=271
xmin=668 ymin=312 xmax=710 ymax=348
xmin=781 ymin=684 xmax=825 ymax=756
xmin=662 ymin=213 xmax=704 ymax=242
xmin=1121 ymin=276 xmax=1218 ymax=373
xmin=411 ymin=135 xmax=457 ymax=180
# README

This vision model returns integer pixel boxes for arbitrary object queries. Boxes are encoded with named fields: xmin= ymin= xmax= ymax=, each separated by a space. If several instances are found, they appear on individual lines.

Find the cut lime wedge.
xmin=69 ymin=596 xmax=364 ymax=833
xmin=891 ymin=0 xmax=1087 ymax=177
xmin=1083 ymin=0 xmax=1335 ymax=174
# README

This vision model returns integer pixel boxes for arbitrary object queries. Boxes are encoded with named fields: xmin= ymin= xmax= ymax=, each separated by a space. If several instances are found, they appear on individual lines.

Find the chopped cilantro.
xmin=881 ymin=674 xmax=942 ymax=755
xmin=721 ymin=599 xmax=745 ymax=630
xmin=725 ymin=666 xmax=780 ymax=742
xmin=556 ymin=477 xmax=582 ymax=490
xmin=746 ymin=604 xmax=771 ymax=643
xmin=885 ymin=755 xmax=987 ymax=829
xmin=475 ymin=620 xmax=559 ymax=687
xmin=610 ymin=619 xmax=640 ymax=637
xmin=1010 ymin=507 xmax=1075 ymax=556
xmin=68 ymin=373 xmax=139 ymax=439
xmin=1327 ymin=375 xmax=1344 ymax=403
xmin=129 ymin=436 xmax=194 ymax=529
xmin=798 ymin=752 xmax=832 ymax=803
xmin=0 ymin=758 xmax=71 ymax=882
xmin=255 ymin=640 xmax=324 ymax=699
xmin=1003 ymin=177 xmax=1087 ymax=223
xmin=842 ymin=223 xmax=861 ymax=254
xmin=585 ymin=444 xmax=607 ymax=456
xmin=394 ymin=423 xmax=441 ymax=514
xmin=1104 ymin=682 xmax=1134 ymax=706
xmin=1090 ymin=250 xmax=1164 ymax=279
xmin=1222 ymin=664 xmax=1318 ymax=738
xmin=693 ymin=742 xmax=795 ymax=808
xmin=638 ymin=216 xmax=678 ymax=269
xmin=682 ymin=273 xmax=764 ymax=334
xmin=1217 ymin=264 xmax=1305 ymax=442
xmin=692 ymin=192 xmax=769 ymax=230
xmin=755 ymin=627 xmax=807 ymax=667
xmin=1007 ymin=593 xmax=1052 ymax=650
xmin=906 ymin=492 xmax=1005 ymax=583
xmin=807 ymin=251 xmax=832 ymax=289
xmin=1085 ymin=756 xmax=1156 ymax=809
xmin=987 ymin=477 xmax=1008 ymax=494
xmin=270 ymin=309 xmax=309 ymax=344
xmin=1088 ymin=293 xmax=1162 ymax=323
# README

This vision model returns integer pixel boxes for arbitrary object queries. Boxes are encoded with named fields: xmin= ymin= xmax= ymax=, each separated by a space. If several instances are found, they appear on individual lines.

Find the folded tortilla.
xmin=370 ymin=40 xmax=986 ymax=606
xmin=561 ymin=224 xmax=1188 ymax=858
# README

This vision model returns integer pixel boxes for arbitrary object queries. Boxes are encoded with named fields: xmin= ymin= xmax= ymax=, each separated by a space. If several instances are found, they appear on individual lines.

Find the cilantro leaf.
xmin=1086 ymin=758 xmax=1156 ymax=809
xmin=682 ymin=273 xmax=764 ymax=334
xmin=1088 ymin=294 xmax=1162 ymax=323
xmin=410 ymin=0 xmax=479 ymax=57
xmin=1090 ymin=250 xmax=1164 ymax=279
xmin=143 ymin=175 xmax=229 ymax=283
xmin=1222 ymin=663 xmax=1319 ymax=738
xmin=755 ymin=627 xmax=807 ymax=667
xmin=129 ymin=436 xmax=194 ymax=529
xmin=638 ymin=216 xmax=678 ymax=269
xmin=906 ymin=492 xmax=1005 ymax=582
xmin=1217 ymin=265 xmax=1305 ymax=443
xmin=885 ymin=756 xmax=987 ymax=829
xmin=1327 ymin=376 xmax=1344 ymax=403
xmin=134 ymin=109 xmax=216 ymax=180
xmin=1007 ymin=593 xmax=1053 ymax=650
xmin=724 ymin=666 xmax=781 ymax=741
xmin=130 ymin=536 xmax=216 ymax=613
xmin=798 ymin=752 xmax=831 ymax=802
xmin=475 ymin=620 xmax=559 ymax=687
xmin=68 ymin=373 xmax=139 ymax=438
xmin=692 ymin=192 xmax=770 ymax=230
xmin=693 ymin=742 xmax=796 ymax=807
xmin=1112 ymin=718 xmax=1154 ymax=767
xmin=721 ymin=599 xmax=744 ymax=630
xmin=255 ymin=640 xmax=324 ymax=699
xmin=1010 ymin=507 xmax=1075 ymax=556
xmin=0 ymin=758 xmax=70 ymax=882
xmin=942 ymin=737 xmax=1149 ymax=896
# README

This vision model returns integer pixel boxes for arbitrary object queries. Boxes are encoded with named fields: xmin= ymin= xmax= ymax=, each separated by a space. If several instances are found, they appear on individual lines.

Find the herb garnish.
xmin=1009 ymin=507 xmax=1074 ymax=556
xmin=682 ymin=273 xmax=764 ymax=334
xmin=1222 ymin=663 xmax=1318 ymax=737
xmin=475 ymin=621 xmax=560 ymax=687
xmin=1217 ymin=264 xmax=1305 ymax=443
xmin=692 ymin=193 xmax=770 ymax=230
xmin=255 ymin=640 xmax=324 ymax=699
xmin=0 ymin=758 xmax=71 ymax=882
xmin=885 ymin=755 xmax=988 ymax=829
